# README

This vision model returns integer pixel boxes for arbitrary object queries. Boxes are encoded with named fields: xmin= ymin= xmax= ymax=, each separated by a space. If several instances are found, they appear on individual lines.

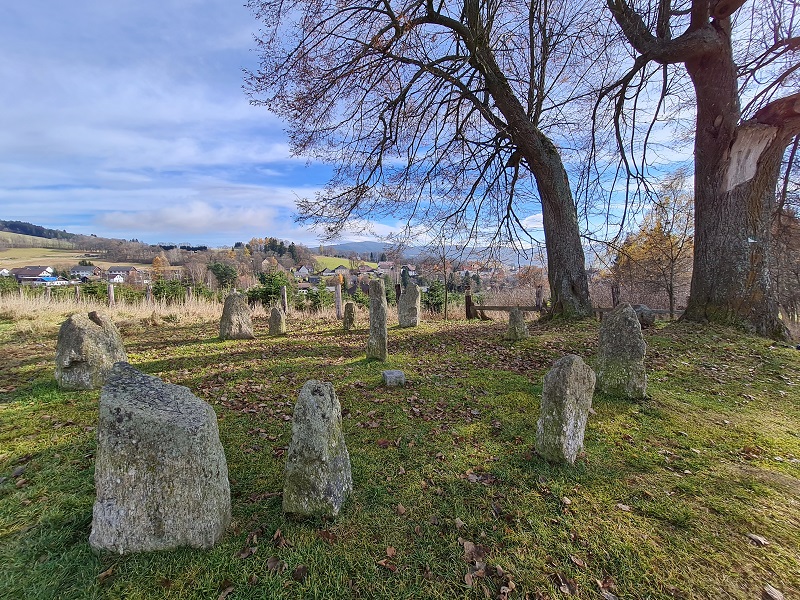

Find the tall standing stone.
xmin=397 ymin=283 xmax=421 ymax=328
xmin=55 ymin=312 xmax=128 ymax=390
xmin=269 ymin=306 xmax=286 ymax=336
xmin=90 ymin=363 xmax=231 ymax=554
xmin=283 ymin=381 xmax=352 ymax=518
xmin=505 ymin=307 xmax=530 ymax=341
xmin=343 ymin=301 xmax=356 ymax=331
xmin=367 ymin=279 xmax=388 ymax=361
xmin=536 ymin=355 xmax=595 ymax=465
xmin=219 ymin=292 xmax=255 ymax=340
xmin=596 ymin=303 xmax=647 ymax=398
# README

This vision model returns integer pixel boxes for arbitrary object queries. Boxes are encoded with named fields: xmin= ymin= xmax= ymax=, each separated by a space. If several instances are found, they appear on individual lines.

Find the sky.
xmin=0 ymin=0 xmax=406 ymax=248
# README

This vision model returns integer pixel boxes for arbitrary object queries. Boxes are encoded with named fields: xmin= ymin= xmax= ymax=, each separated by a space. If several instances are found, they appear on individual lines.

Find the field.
xmin=0 ymin=246 xmax=150 ymax=273
xmin=313 ymin=255 xmax=378 ymax=270
xmin=0 ymin=296 xmax=798 ymax=599
xmin=0 ymin=231 xmax=75 ymax=250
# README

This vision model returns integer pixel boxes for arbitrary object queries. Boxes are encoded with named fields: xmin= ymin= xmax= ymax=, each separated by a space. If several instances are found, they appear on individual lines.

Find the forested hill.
xmin=0 ymin=220 xmax=78 ymax=241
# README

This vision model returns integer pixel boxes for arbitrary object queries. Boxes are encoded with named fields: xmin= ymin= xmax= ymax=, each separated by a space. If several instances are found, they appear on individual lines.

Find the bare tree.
xmin=246 ymin=0 xmax=607 ymax=317
xmin=603 ymin=0 xmax=800 ymax=338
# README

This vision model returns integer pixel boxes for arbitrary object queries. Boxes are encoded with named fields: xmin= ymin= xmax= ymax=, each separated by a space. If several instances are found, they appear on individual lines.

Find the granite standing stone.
xmin=397 ymin=283 xmax=421 ymax=328
xmin=536 ymin=355 xmax=596 ymax=464
xmin=505 ymin=307 xmax=530 ymax=341
xmin=89 ymin=363 xmax=231 ymax=554
xmin=596 ymin=303 xmax=647 ymax=398
xmin=343 ymin=302 xmax=356 ymax=331
xmin=219 ymin=292 xmax=255 ymax=340
xmin=269 ymin=306 xmax=286 ymax=336
xmin=367 ymin=279 xmax=388 ymax=361
xmin=55 ymin=312 xmax=127 ymax=390
xmin=632 ymin=304 xmax=656 ymax=329
xmin=382 ymin=370 xmax=406 ymax=387
xmin=283 ymin=380 xmax=352 ymax=518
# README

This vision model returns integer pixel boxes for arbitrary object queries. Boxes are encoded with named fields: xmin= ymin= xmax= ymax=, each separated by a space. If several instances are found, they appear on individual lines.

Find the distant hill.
xmin=0 ymin=220 xmax=78 ymax=241
xmin=0 ymin=230 xmax=75 ymax=249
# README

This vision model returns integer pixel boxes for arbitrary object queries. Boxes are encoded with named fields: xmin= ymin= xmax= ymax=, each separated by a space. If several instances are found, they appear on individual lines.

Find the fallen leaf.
xmin=762 ymin=584 xmax=784 ymax=600
xmin=217 ymin=579 xmax=234 ymax=600
xmin=615 ymin=503 xmax=631 ymax=512
xmin=561 ymin=497 xmax=572 ymax=506
xmin=236 ymin=546 xmax=258 ymax=559
xmin=292 ymin=565 xmax=308 ymax=582
xmin=553 ymin=572 xmax=578 ymax=595
xmin=455 ymin=517 xmax=466 ymax=529
xmin=414 ymin=525 xmax=422 ymax=536
xmin=464 ymin=571 xmax=473 ymax=587
xmin=272 ymin=528 xmax=291 ymax=548
xmin=570 ymin=555 xmax=586 ymax=568
xmin=317 ymin=529 xmax=338 ymax=544
xmin=746 ymin=533 xmax=770 ymax=547
xmin=267 ymin=556 xmax=288 ymax=573
xmin=422 ymin=565 xmax=433 ymax=580
xmin=97 ymin=566 xmax=114 ymax=584
xmin=248 ymin=574 xmax=259 ymax=585
xmin=396 ymin=503 xmax=407 ymax=516
xmin=386 ymin=546 xmax=397 ymax=558
xmin=376 ymin=438 xmax=391 ymax=448
xmin=377 ymin=558 xmax=397 ymax=572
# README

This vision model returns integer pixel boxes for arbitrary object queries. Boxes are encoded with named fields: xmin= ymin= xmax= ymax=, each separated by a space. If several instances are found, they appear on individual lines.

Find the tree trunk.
xmin=683 ymin=47 xmax=790 ymax=339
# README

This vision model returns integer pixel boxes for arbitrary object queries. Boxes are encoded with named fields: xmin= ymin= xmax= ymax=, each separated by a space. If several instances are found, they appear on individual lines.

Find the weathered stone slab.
xmin=382 ymin=370 xmax=405 ymax=387
xmin=367 ymin=279 xmax=388 ymax=361
xmin=219 ymin=292 xmax=254 ymax=340
xmin=343 ymin=302 xmax=356 ymax=331
xmin=55 ymin=312 xmax=127 ymax=390
xmin=536 ymin=355 xmax=595 ymax=465
xmin=283 ymin=380 xmax=352 ymax=518
xmin=596 ymin=303 xmax=647 ymax=399
xmin=397 ymin=283 xmax=421 ymax=328
xmin=632 ymin=304 xmax=656 ymax=329
xmin=90 ymin=363 xmax=231 ymax=554
xmin=269 ymin=306 xmax=286 ymax=336
xmin=505 ymin=307 xmax=530 ymax=341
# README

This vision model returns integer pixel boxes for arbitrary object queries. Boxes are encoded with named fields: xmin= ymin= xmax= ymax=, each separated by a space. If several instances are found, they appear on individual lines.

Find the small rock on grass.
xmin=763 ymin=584 xmax=784 ymax=600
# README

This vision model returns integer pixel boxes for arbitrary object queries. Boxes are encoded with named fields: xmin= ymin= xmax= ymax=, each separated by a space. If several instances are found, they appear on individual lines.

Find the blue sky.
xmin=0 ymin=0 xmax=386 ymax=248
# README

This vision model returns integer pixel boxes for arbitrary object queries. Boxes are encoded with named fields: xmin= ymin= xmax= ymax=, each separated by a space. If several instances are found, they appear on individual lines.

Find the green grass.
xmin=1 ymin=313 xmax=798 ymax=599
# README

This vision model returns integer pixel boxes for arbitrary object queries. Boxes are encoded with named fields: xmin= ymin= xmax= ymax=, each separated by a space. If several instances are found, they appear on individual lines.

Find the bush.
xmin=152 ymin=279 xmax=186 ymax=303
xmin=248 ymin=271 xmax=292 ymax=306
xmin=423 ymin=280 xmax=445 ymax=313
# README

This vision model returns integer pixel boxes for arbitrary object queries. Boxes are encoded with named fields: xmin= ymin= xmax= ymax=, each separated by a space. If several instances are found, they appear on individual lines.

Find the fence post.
xmin=44 ymin=286 xmax=52 ymax=302
xmin=465 ymin=285 xmax=475 ymax=319
xmin=535 ymin=285 xmax=543 ymax=311
xmin=185 ymin=286 xmax=193 ymax=303
xmin=281 ymin=285 xmax=288 ymax=313
xmin=107 ymin=284 xmax=115 ymax=307
xmin=74 ymin=285 xmax=81 ymax=302
xmin=611 ymin=282 xmax=620 ymax=308
xmin=335 ymin=283 xmax=343 ymax=319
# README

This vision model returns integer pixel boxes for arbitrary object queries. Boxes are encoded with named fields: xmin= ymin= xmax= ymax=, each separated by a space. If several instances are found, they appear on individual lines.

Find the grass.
xmin=0 ymin=297 xmax=798 ymax=599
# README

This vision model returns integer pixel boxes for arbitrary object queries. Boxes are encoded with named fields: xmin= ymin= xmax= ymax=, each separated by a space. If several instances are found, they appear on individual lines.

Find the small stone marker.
xmin=382 ymin=370 xmax=405 ymax=387
xmin=632 ymin=304 xmax=656 ymax=328
xmin=283 ymin=380 xmax=352 ymax=518
xmin=596 ymin=303 xmax=647 ymax=399
xmin=536 ymin=355 xmax=596 ymax=465
xmin=367 ymin=279 xmax=388 ymax=361
xmin=343 ymin=301 xmax=356 ymax=331
xmin=505 ymin=307 xmax=530 ymax=341
xmin=397 ymin=283 xmax=421 ymax=328
xmin=89 ymin=363 xmax=231 ymax=554
xmin=55 ymin=312 xmax=127 ymax=390
xmin=219 ymin=292 xmax=255 ymax=340
xmin=269 ymin=306 xmax=286 ymax=336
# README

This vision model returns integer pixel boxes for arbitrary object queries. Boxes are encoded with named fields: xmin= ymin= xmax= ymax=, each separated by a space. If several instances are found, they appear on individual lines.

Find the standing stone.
xmin=335 ymin=283 xmax=343 ymax=319
xmin=505 ymin=307 xmax=530 ymax=341
xmin=90 ymin=363 xmax=231 ymax=554
xmin=283 ymin=381 xmax=352 ymax=518
xmin=55 ymin=312 xmax=127 ymax=390
xmin=219 ymin=292 xmax=254 ymax=340
xmin=632 ymin=304 xmax=656 ymax=328
xmin=343 ymin=302 xmax=356 ymax=331
xmin=596 ymin=303 xmax=647 ymax=398
xmin=536 ymin=355 xmax=596 ymax=465
xmin=367 ymin=279 xmax=388 ymax=361
xmin=397 ymin=283 xmax=421 ymax=328
xmin=269 ymin=306 xmax=286 ymax=336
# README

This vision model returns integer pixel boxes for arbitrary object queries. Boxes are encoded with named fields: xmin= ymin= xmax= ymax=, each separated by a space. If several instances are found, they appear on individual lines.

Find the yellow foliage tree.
xmin=151 ymin=254 xmax=170 ymax=281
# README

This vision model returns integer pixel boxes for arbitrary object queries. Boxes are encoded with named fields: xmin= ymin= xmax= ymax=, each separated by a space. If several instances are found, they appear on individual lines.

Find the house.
xmin=320 ymin=268 xmax=336 ymax=277
xmin=0 ymin=268 xmax=10 ymax=277
xmin=32 ymin=276 xmax=69 ymax=287
xmin=106 ymin=266 xmax=142 ymax=284
xmin=11 ymin=266 xmax=54 ymax=284
xmin=376 ymin=261 xmax=395 ymax=274
xmin=70 ymin=265 xmax=102 ymax=278
xmin=294 ymin=265 xmax=312 ymax=279
xmin=334 ymin=265 xmax=350 ymax=277
xmin=358 ymin=264 xmax=375 ymax=274
xmin=400 ymin=264 xmax=417 ymax=277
